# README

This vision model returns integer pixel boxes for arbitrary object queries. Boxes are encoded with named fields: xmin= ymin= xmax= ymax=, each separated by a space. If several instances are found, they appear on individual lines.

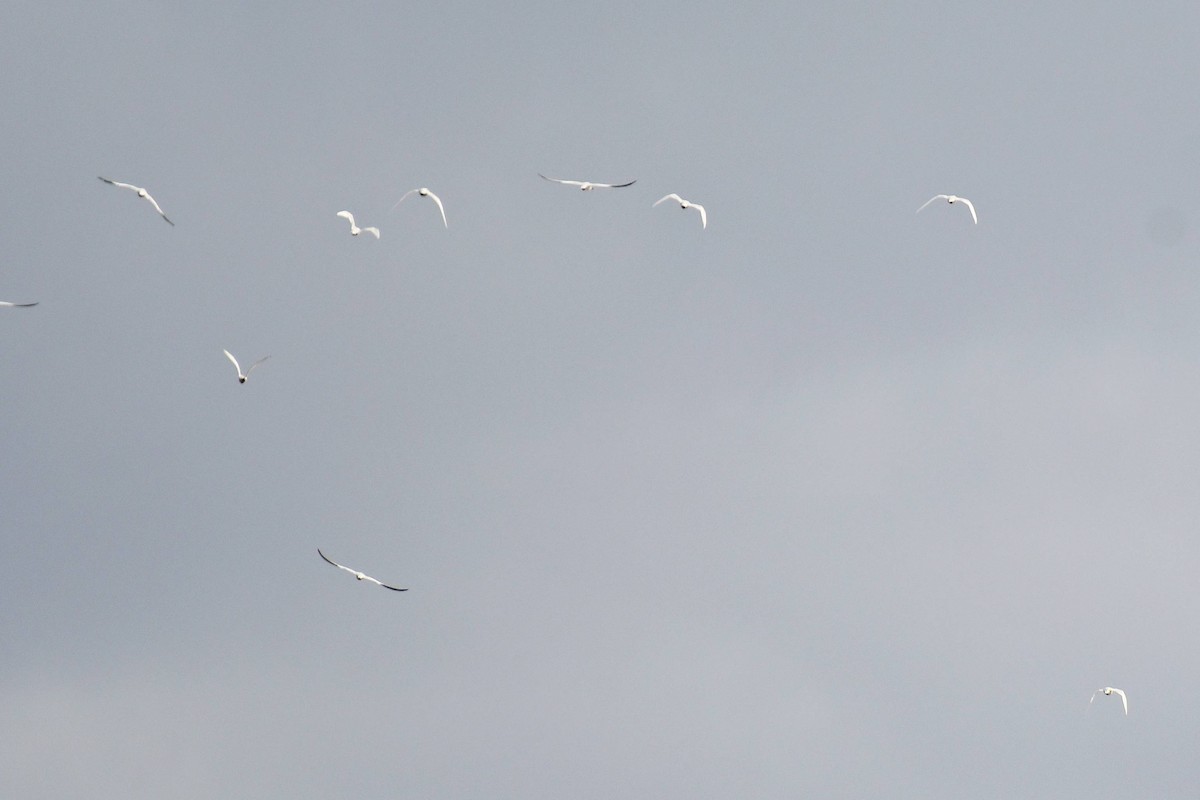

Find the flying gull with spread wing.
xmin=539 ymin=174 xmax=636 ymax=191
xmin=1090 ymin=686 xmax=1128 ymax=715
xmin=336 ymin=210 xmax=380 ymax=238
xmin=223 ymin=350 xmax=270 ymax=384
xmin=98 ymin=177 xmax=174 ymax=225
xmin=917 ymin=194 xmax=977 ymax=224
xmin=391 ymin=187 xmax=448 ymax=228
xmin=653 ymin=193 xmax=707 ymax=229
xmin=318 ymin=548 xmax=407 ymax=591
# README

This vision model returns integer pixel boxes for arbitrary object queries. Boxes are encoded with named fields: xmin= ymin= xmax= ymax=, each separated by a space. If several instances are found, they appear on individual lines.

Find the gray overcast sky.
xmin=3 ymin=2 xmax=1200 ymax=797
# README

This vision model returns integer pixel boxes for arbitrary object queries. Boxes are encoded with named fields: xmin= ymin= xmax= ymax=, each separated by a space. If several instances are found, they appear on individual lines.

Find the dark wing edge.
xmin=380 ymin=583 xmax=409 ymax=592
xmin=317 ymin=548 xmax=342 ymax=568
xmin=610 ymin=179 xmax=637 ymax=188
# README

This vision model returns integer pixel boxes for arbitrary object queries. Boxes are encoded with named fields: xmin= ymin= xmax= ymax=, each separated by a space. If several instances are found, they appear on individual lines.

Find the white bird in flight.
xmin=223 ymin=349 xmax=270 ymax=384
xmin=0 ymin=301 xmax=38 ymax=308
xmin=318 ymin=548 xmax=407 ymax=591
xmin=653 ymin=193 xmax=707 ymax=229
xmin=539 ymin=174 xmax=636 ymax=191
xmin=917 ymin=194 xmax=978 ymax=224
xmin=98 ymin=177 xmax=174 ymax=225
xmin=391 ymin=187 xmax=448 ymax=228
xmin=336 ymin=210 xmax=380 ymax=238
xmin=1090 ymin=686 xmax=1128 ymax=715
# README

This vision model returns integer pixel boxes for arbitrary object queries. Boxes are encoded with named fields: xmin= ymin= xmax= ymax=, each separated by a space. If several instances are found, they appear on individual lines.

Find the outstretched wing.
xmin=959 ymin=197 xmax=978 ymax=224
xmin=389 ymin=189 xmax=419 ymax=213
xmin=244 ymin=355 xmax=270 ymax=376
xmin=539 ymin=174 xmax=582 ymax=187
xmin=336 ymin=210 xmax=355 ymax=226
xmin=141 ymin=192 xmax=174 ymax=225
xmin=595 ymin=179 xmax=636 ymax=188
xmin=1113 ymin=688 xmax=1128 ymax=715
xmin=693 ymin=203 xmax=707 ymax=229
xmin=98 ymin=176 xmax=138 ymax=191
xmin=379 ymin=582 xmax=408 ymax=592
xmin=916 ymin=195 xmax=949 ymax=214
xmin=223 ymin=349 xmax=242 ymax=376
xmin=427 ymin=191 xmax=448 ymax=228
xmin=363 ymin=227 xmax=380 ymax=239
xmin=0 ymin=301 xmax=37 ymax=308
xmin=654 ymin=193 xmax=683 ymax=207
xmin=318 ymin=548 xmax=358 ymax=576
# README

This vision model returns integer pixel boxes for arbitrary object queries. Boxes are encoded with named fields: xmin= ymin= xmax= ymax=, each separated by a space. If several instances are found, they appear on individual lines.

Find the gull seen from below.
xmin=318 ymin=548 xmax=407 ymax=591
xmin=1 ymin=301 xmax=38 ymax=308
xmin=223 ymin=349 xmax=270 ymax=384
xmin=653 ymin=193 xmax=707 ymax=229
xmin=1090 ymin=686 xmax=1129 ymax=715
xmin=917 ymin=194 xmax=978 ymax=224
xmin=539 ymin=173 xmax=636 ymax=191
xmin=391 ymin=187 xmax=448 ymax=228
xmin=336 ymin=210 xmax=380 ymax=238
xmin=97 ymin=177 xmax=174 ymax=225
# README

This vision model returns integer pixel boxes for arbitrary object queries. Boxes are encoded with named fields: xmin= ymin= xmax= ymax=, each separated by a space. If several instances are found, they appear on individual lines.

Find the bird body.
xmin=223 ymin=349 xmax=269 ymax=384
xmin=539 ymin=173 xmax=636 ymax=191
xmin=391 ymin=187 xmax=448 ymax=228
xmin=318 ymin=548 xmax=407 ymax=591
xmin=653 ymin=193 xmax=707 ymax=229
xmin=98 ymin=177 xmax=174 ymax=225
xmin=1090 ymin=686 xmax=1128 ymax=715
xmin=917 ymin=194 xmax=977 ymax=224
xmin=336 ymin=210 xmax=380 ymax=238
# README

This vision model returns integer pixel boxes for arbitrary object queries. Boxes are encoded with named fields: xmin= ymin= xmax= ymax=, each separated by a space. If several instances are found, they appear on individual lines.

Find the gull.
xmin=917 ymin=194 xmax=977 ymax=224
xmin=223 ymin=349 xmax=270 ymax=384
xmin=97 ymin=177 xmax=174 ymax=225
xmin=391 ymin=187 xmax=448 ymax=228
xmin=539 ymin=174 xmax=636 ymax=191
xmin=336 ymin=210 xmax=380 ymax=238
xmin=1090 ymin=686 xmax=1129 ymax=715
xmin=318 ymin=548 xmax=407 ymax=591
xmin=653 ymin=193 xmax=707 ymax=229
xmin=0 ymin=301 xmax=38 ymax=308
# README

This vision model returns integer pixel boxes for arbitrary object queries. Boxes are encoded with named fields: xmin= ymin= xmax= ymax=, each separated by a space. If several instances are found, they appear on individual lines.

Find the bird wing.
xmin=0 ymin=301 xmax=37 ymax=307
xmin=379 ymin=582 xmax=409 ymax=592
xmin=98 ymin=177 xmax=138 ymax=191
xmin=363 ymin=227 xmax=380 ymax=239
xmin=959 ymin=197 xmax=978 ymax=224
xmin=654 ymin=194 xmax=683 ymax=207
xmin=539 ymin=174 xmax=582 ymax=187
xmin=223 ymin=349 xmax=242 ymax=377
xmin=244 ymin=355 xmax=270 ymax=376
xmin=1113 ymin=688 xmax=1128 ymax=714
xmin=389 ymin=189 xmax=419 ymax=213
xmin=318 ymin=548 xmax=358 ymax=575
xmin=916 ymin=195 xmax=949 ymax=214
xmin=427 ymin=191 xmax=448 ymax=228
xmin=142 ymin=192 xmax=174 ymax=225
xmin=595 ymin=179 xmax=636 ymax=188
xmin=337 ymin=210 xmax=355 ymax=226
xmin=693 ymin=203 xmax=707 ymax=229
